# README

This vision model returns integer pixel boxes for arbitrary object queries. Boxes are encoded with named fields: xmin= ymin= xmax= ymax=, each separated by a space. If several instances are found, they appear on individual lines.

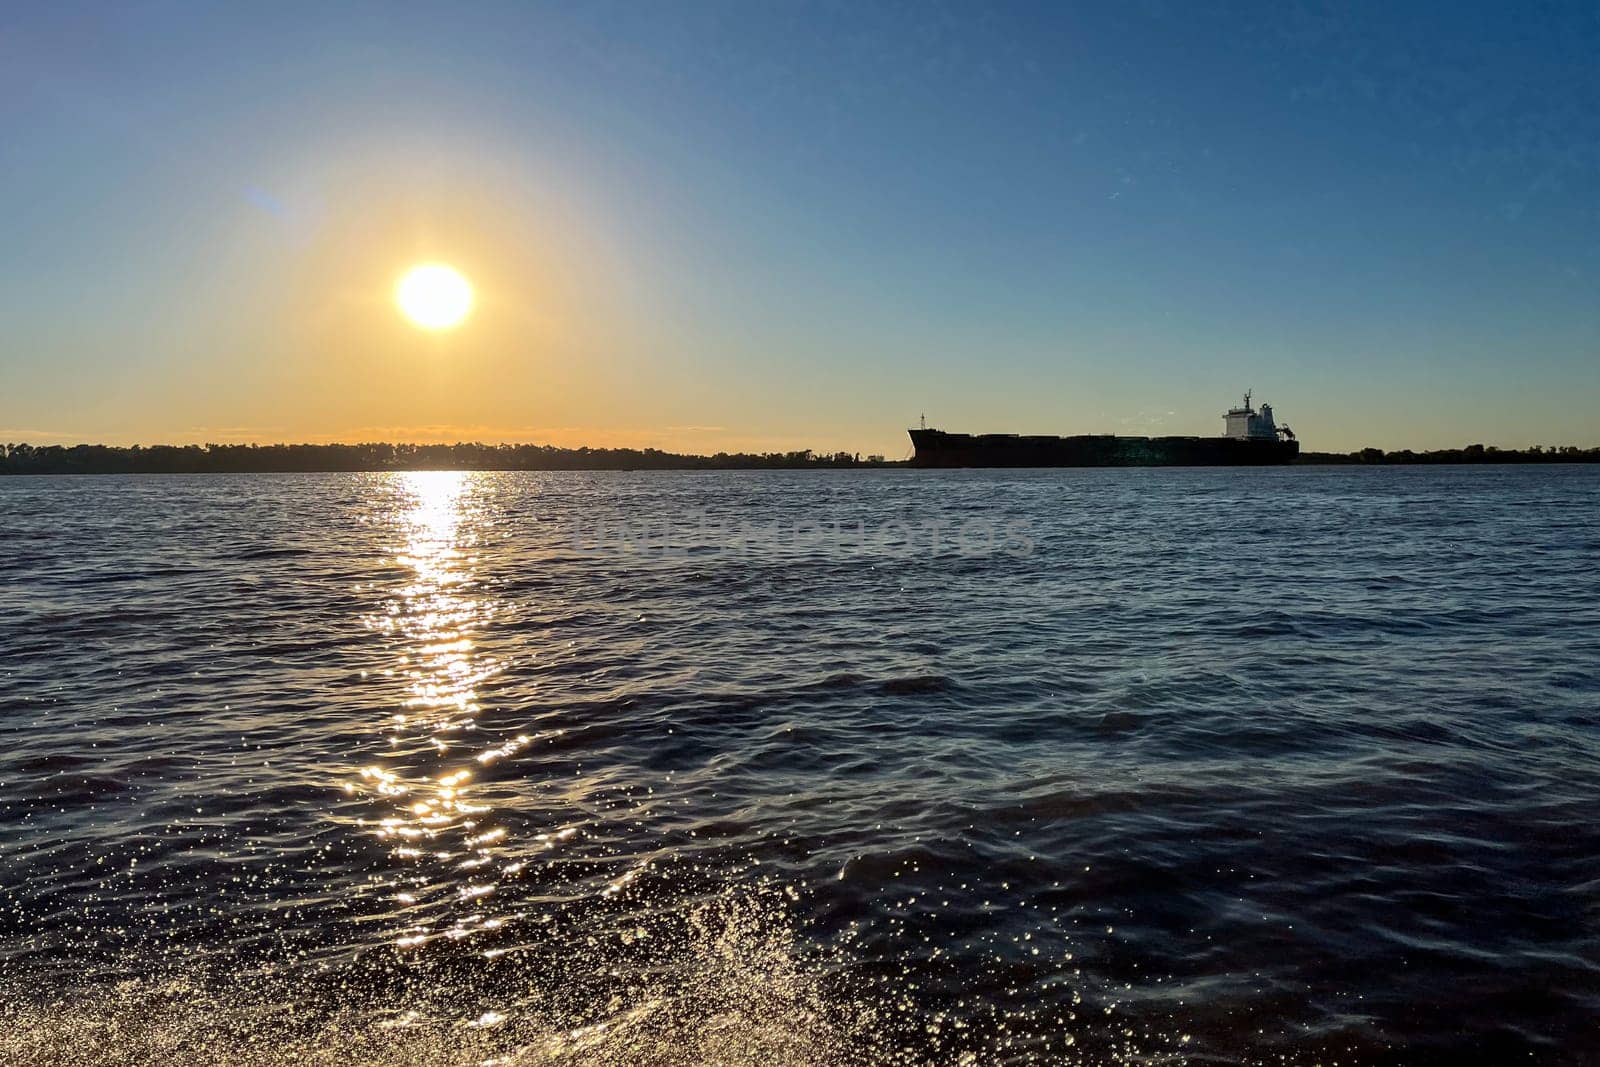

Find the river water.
xmin=2 ymin=467 xmax=1598 ymax=1064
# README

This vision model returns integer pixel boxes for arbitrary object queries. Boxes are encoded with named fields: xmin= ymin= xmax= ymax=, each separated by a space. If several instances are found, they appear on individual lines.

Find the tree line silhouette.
xmin=3 ymin=440 xmax=1597 ymax=474
xmin=1299 ymin=444 xmax=1600 ymax=464
xmin=0 ymin=441 xmax=898 ymax=475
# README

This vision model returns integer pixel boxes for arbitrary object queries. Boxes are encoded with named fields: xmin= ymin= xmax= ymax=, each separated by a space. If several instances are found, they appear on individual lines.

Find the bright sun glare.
xmin=395 ymin=263 xmax=474 ymax=330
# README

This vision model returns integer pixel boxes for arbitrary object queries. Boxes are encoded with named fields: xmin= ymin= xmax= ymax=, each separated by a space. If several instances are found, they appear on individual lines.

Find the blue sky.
xmin=3 ymin=1 xmax=1597 ymax=454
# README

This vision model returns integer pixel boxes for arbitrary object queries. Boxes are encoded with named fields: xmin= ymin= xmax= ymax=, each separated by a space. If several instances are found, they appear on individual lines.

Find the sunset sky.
xmin=4 ymin=2 xmax=1598 ymax=456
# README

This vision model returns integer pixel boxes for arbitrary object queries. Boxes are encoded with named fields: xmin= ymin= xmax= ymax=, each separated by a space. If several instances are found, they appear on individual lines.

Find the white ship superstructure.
xmin=1223 ymin=390 xmax=1291 ymax=441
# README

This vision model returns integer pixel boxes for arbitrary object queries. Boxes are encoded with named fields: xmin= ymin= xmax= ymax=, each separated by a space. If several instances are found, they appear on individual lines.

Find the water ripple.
xmin=2 ymin=466 xmax=1599 ymax=1064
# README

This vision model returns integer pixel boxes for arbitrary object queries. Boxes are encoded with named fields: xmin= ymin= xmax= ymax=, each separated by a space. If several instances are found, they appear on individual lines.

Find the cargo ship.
xmin=908 ymin=392 xmax=1298 ymax=467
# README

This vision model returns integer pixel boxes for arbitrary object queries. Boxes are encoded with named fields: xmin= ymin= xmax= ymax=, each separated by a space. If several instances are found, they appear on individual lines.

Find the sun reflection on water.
xmin=347 ymin=471 xmax=533 ymax=954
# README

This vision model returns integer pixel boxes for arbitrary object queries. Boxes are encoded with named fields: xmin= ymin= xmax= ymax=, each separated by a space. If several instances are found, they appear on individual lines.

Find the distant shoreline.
xmin=4 ymin=441 xmax=1600 ymax=474
xmin=1298 ymin=445 xmax=1600 ymax=465
xmin=0 ymin=442 xmax=898 ymax=475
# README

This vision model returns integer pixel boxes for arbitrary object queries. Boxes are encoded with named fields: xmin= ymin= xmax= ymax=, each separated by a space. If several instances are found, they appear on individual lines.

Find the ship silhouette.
xmin=909 ymin=392 xmax=1299 ymax=467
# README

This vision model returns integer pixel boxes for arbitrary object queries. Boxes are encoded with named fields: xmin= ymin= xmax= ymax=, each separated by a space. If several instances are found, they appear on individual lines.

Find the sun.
xmin=395 ymin=263 xmax=474 ymax=330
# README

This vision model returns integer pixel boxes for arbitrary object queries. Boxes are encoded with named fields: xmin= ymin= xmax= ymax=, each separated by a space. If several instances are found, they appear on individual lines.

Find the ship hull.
xmin=908 ymin=429 xmax=1298 ymax=467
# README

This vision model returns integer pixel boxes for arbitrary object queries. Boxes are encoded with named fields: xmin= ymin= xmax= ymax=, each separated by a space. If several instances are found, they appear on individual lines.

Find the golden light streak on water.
xmin=346 ymin=471 xmax=543 ymax=959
